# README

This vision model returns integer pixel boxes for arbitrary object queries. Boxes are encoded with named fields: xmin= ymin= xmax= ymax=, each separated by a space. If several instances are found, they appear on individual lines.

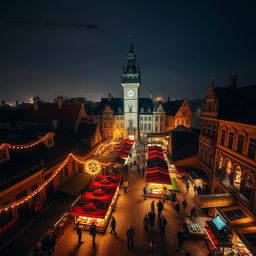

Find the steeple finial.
xmin=128 ymin=33 xmax=133 ymax=50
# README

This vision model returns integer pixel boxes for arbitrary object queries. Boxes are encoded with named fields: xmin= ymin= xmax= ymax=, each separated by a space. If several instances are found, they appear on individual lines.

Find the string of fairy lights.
xmin=0 ymin=133 xmax=52 ymax=150
xmin=0 ymin=134 xmax=111 ymax=213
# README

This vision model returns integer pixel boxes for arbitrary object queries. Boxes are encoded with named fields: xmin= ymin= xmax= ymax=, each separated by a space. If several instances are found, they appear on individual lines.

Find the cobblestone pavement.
xmin=53 ymin=145 xmax=208 ymax=256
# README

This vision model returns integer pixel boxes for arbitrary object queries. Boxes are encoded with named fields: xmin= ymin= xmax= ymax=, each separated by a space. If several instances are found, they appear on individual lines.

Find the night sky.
xmin=1 ymin=1 xmax=256 ymax=102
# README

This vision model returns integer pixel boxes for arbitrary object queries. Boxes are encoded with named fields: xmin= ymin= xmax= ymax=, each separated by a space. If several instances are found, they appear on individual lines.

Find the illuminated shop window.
xmin=233 ymin=165 xmax=242 ymax=189
xmin=224 ymin=160 xmax=232 ymax=183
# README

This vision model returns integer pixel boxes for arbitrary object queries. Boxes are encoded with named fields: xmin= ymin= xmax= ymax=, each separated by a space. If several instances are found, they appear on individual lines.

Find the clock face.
xmin=127 ymin=89 xmax=135 ymax=98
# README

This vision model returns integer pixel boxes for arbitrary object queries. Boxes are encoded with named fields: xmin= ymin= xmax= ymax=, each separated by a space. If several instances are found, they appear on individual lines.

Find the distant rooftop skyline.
xmin=1 ymin=1 xmax=256 ymax=102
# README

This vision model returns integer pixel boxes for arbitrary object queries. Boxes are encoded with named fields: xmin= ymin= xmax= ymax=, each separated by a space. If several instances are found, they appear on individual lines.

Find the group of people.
xmin=74 ymin=221 xmax=97 ymax=246
xmin=33 ymin=230 xmax=56 ymax=256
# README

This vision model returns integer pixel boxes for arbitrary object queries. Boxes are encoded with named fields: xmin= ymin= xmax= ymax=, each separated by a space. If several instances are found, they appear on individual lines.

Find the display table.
xmin=185 ymin=217 xmax=207 ymax=238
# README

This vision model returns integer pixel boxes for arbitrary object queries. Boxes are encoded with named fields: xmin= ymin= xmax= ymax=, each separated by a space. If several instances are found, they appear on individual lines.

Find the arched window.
xmin=242 ymin=173 xmax=255 ymax=201
xmin=233 ymin=165 xmax=242 ymax=189
xmin=224 ymin=159 xmax=232 ymax=183
xmin=129 ymin=105 xmax=133 ymax=112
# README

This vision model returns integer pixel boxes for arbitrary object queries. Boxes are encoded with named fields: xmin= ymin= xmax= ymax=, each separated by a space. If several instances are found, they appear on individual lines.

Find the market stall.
xmin=113 ymin=139 xmax=134 ymax=164
xmin=69 ymin=175 xmax=121 ymax=232
xmin=146 ymin=146 xmax=174 ymax=197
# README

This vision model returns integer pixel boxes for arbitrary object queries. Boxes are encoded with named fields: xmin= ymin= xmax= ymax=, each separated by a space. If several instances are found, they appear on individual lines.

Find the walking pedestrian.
xmin=171 ymin=192 xmax=177 ymax=205
xmin=157 ymin=200 xmax=164 ymax=217
xmin=158 ymin=215 xmax=167 ymax=238
xmin=182 ymin=199 xmax=188 ymax=213
xmin=126 ymin=225 xmax=135 ymax=249
xmin=193 ymin=185 xmax=197 ymax=195
xmin=185 ymin=181 xmax=190 ymax=193
xmin=148 ymin=240 xmax=156 ymax=256
xmin=190 ymin=206 xmax=197 ymax=218
xmin=174 ymin=201 xmax=180 ymax=217
xmin=143 ymin=214 xmax=149 ymax=233
xmin=46 ymin=230 xmax=56 ymax=255
xmin=124 ymin=179 xmax=128 ymax=193
xmin=148 ymin=211 xmax=156 ymax=229
xmin=177 ymin=228 xmax=186 ymax=252
xmin=110 ymin=216 xmax=117 ymax=236
xmin=75 ymin=223 xmax=84 ymax=245
xmin=143 ymin=185 xmax=148 ymax=200
xmin=151 ymin=200 xmax=155 ymax=212
xmin=89 ymin=222 xmax=97 ymax=246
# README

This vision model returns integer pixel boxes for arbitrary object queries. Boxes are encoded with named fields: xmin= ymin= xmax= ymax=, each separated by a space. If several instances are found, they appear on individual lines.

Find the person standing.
xmin=148 ymin=240 xmax=156 ymax=256
xmin=193 ymin=185 xmax=197 ymax=195
xmin=124 ymin=179 xmax=128 ymax=193
xmin=177 ymin=228 xmax=186 ymax=252
xmin=75 ymin=223 xmax=84 ymax=245
xmin=151 ymin=200 xmax=155 ymax=213
xmin=110 ymin=216 xmax=117 ymax=236
xmin=143 ymin=214 xmax=149 ymax=233
xmin=148 ymin=211 xmax=156 ymax=230
xmin=185 ymin=181 xmax=190 ymax=193
xmin=47 ymin=230 xmax=56 ymax=255
xmin=143 ymin=185 xmax=148 ymax=200
xmin=157 ymin=200 xmax=164 ymax=217
xmin=158 ymin=215 xmax=167 ymax=238
xmin=190 ymin=206 xmax=197 ymax=218
xmin=89 ymin=222 xmax=97 ymax=246
xmin=126 ymin=225 xmax=135 ymax=249
xmin=182 ymin=199 xmax=188 ymax=214
xmin=171 ymin=192 xmax=177 ymax=205
xmin=174 ymin=201 xmax=180 ymax=217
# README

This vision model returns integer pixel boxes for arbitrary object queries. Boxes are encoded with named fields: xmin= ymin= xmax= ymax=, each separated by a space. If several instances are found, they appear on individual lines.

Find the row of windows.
xmin=220 ymin=130 xmax=256 ymax=160
xmin=140 ymin=123 xmax=152 ymax=130
xmin=201 ymin=120 xmax=217 ymax=139
xmin=115 ymin=123 xmax=124 ymax=128
xmin=155 ymin=116 xmax=164 ymax=122
xmin=139 ymin=116 xmax=152 ymax=121
xmin=216 ymin=157 xmax=255 ymax=201
xmin=176 ymin=119 xmax=190 ymax=126
xmin=199 ymin=145 xmax=214 ymax=168
xmin=155 ymin=125 xmax=164 ymax=132
xmin=115 ymin=116 xmax=124 ymax=120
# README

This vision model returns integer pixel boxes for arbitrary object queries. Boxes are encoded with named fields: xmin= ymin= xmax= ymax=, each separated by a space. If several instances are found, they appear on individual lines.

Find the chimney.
xmin=229 ymin=75 xmax=239 ymax=88
xmin=108 ymin=93 xmax=112 ymax=101
xmin=33 ymin=97 xmax=39 ymax=111
xmin=1 ymin=100 xmax=5 ymax=107
xmin=57 ymin=96 xmax=63 ymax=109
xmin=52 ymin=120 xmax=59 ymax=129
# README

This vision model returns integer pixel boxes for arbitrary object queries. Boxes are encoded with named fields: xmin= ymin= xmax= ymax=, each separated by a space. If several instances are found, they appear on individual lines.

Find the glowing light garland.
xmin=0 ymin=153 xmax=110 ymax=213
xmin=0 ymin=133 xmax=53 ymax=150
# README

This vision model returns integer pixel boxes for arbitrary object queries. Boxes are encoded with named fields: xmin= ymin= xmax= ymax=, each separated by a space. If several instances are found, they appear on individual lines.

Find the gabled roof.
xmin=139 ymin=98 xmax=153 ymax=114
xmin=78 ymin=123 xmax=98 ymax=140
xmin=23 ymin=103 xmax=82 ymax=123
xmin=0 ymin=129 xmax=89 ymax=191
xmin=214 ymin=85 xmax=256 ymax=125
xmin=170 ymin=127 xmax=200 ymax=161
xmin=164 ymin=100 xmax=184 ymax=116
xmin=99 ymin=98 xmax=123 ymax=114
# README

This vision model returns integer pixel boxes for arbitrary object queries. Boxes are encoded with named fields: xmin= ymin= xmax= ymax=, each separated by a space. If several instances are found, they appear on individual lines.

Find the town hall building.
xmin=90 ymin=45 xmax=194 ymax=140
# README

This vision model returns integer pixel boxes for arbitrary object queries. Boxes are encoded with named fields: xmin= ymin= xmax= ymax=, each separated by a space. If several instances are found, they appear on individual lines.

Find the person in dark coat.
xmin=148 ymin=211 xmax=156 ymax=229
xmin=182 ymin=199 xmax=188 ymax=213
xmin=126 ymin=225 xmax=135 ymax=249
xmin=177 ymin=228 xmax=186 ymax=251
xmin=158 ymin=215 xmax=167 ymax=238
xmin=75 ymin=223 xmax=84 ymax=245
xmin=143 ymin=214 xmax=149 ymax=233
xmin=157 ymin=200 xmax=164 ymax=217
xmin=89 ymin=222 xmax=97 ymax=246
xmin=110 ymin=216 xmax=117 ymax=236
xmin=174 ymin=201 xmax=180 ymax=217
xmin=46 ymin=230 xmax=56 ymax=255
xmin=143 ymin=185 xmax=148 ymax=200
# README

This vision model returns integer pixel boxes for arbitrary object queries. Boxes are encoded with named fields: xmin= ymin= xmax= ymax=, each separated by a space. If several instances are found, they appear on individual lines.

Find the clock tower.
xmin=122 ymin=44 xmax=141 ymax=140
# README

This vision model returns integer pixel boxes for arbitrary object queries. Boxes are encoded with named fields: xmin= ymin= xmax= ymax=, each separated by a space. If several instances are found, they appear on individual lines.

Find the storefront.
xmin=146 ymin=145 xmax=179 ymax=197
xmin=217 ymin=205 xmax=256 ymax=256
xmin=194 ymin=196 xmax=255 ymax=256
xmin=69 ymin=175 xmax=120 ymax=232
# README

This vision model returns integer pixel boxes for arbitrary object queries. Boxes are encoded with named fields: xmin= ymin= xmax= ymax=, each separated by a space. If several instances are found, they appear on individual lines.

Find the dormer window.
xmin=43 ymin=133 xmax=55 ymax=148
xmin=0 ymin=146 xmax=10 ymax=162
